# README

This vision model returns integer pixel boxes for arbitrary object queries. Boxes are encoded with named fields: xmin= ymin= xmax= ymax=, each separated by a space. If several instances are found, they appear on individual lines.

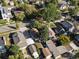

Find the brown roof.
xmin=64 ymin=45 xmax=73 ymax=52
xmin=46 ymin=40 xmax=60 ymax=58
xmin=35 ymin=42 xmax=43 ymax=49
xmin=42 ymin=48 xmax=52 ymax=57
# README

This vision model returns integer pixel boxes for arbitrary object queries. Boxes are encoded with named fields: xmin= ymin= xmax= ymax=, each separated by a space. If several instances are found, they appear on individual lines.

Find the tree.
xmin=59 ymin=35 xmax=70 ymax=45
xmin=41 ymin=3 xmax=60 ymax=22
xmin=9 ymin=45 xmax=19 ymax=55
xmin=14 ymin=11 xmax=25 ymax=29
xmin=18 ymin=51 xmax=24 ymax=59
xmin=8 ymin=55 xmax=15 ymax=59
xmin=13 ymin=0 xmax=18 ymax=6
xmin=20 ymin=4 xmax=37 ymax=15
xmin=15 ymin=11 xmax=25 ymax=21
xmin=39 ymin=26 xmax=49 ymax=41
xmin=31 ymin=20 xmax=42 ymax=29
xmin=74 ymin=52 xmax=79 ymax=59
xmin=2 ymin=0 xmax=8 ymax=6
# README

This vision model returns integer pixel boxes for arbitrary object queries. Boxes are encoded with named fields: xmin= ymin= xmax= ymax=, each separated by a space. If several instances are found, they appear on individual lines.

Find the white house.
xmin=28 ymin=45 xmax=39 ymax=59
xmin=0 ymin=6 xmax=13 ymax=22
xmin=26 ymin=38 xmax=35 ymax=46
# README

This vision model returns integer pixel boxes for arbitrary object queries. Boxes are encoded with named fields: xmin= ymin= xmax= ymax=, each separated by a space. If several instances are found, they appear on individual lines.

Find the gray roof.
xmin=17 ymin=32 xmax=27 ymax=49
xmin=28 ymin=45 xmax=37 ymax=54
xmin=11 ymin=33 xmax=20 ymax=44
xmin=46 ymin=40 xmax=60 ymax=58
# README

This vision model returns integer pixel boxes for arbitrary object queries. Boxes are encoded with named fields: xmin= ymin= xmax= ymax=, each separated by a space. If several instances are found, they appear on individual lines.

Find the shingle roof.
xmin=42 ymin=48 xmax=52 ymax=57
xmin=35 ymin=42 xmax=43 ymax=48
xmin=57 ymin=46 xmax=68 ymax=54
xmin=17 ymin=32 xmax=27 ymax=49
xmin=46 ymin=40 xmax=60 ymax=58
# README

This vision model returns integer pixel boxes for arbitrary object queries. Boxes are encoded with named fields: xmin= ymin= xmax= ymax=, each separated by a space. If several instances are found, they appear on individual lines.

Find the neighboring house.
xmin=57 ymin=46 xmax=68 ymax=55
xmin=57 ymin=46 xmax=73 ymax=59
xmin=16 ymin=31 xmax=35 ymax=50
xmin=60 ymin=21 xmax=74 ymax=32
xmin=35 ymin=42 xmax=43 ymax=49
xmin=17 ymin=31 xmax=27 ymax=50
xmin=0 ymin=6 xmax=13 ymax=21
xmin=42 ymin=48 xmax=52 ymax=59
xmin=28 ymin=45 xmax=39 ymax=59
xmin=9 ymin=33 xmax=20 ymax=44
xmin=49 ymin=28 xmax=56 ymax=39
xmin=46 ymin=40 xmax=61 ymax=59
xmin=26 ymin=38 xmax=35 ymax=46
xmin=52 ymin=23 xmax=65 ymax=35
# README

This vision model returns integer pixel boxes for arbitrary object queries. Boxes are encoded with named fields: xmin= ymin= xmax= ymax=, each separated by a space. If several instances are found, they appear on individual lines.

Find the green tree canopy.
xmin=9 ymin=45 xmax=19 ymax=55
xmin=59 ymin=35 xmax=70 ymax=45
xmin=41 ymin=3 xmax=60 ymax=22
xmin=39 ymin=26 xmax=49 ymax=41
xmin=73 ymin=52 xmax=79 ymax=59
xmin=8 ymin=55 xmax=15 ymax=59
xmin=20 ymin=4 xmax=37 ymax=15
xmin=15 ymin=11 xmax=25 ymax=21
xmin=31 ymin=20 xmax=43 ymax=29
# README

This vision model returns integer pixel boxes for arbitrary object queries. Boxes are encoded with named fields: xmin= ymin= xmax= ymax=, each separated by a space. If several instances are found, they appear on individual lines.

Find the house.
xmin=46 ymin=40 xmax=61 ymax=59
xmin=57 ymin=46 xmax=68 ymax=55
xmin=52 ymin=23 xmax=65 ymax=35
xmin=35 ymin=42 xmax=43 ymax=49
xmin=17 ymin=31 xmax=35 ymax=50
xmin=49 ymin=28 xmax=56 ymax=39
xmin=0 ymin=6 xmax=13 ymax=21
xmin=42 ymin=48 xmax=52 ymax=59
xmin=28 ymin=45 xmax=39 ymax=59
xmin=59 ymin=21 xmax=74 ymax=32
xmin=57 ymin=46 xmax=73 ymax=59
xmin=9 ymin=33 xmax=20 ymax=44
xmin=26 ymin=38 xmax=35 ymax=46
xmin=17 ymin=31 xmax=28 ymax=50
